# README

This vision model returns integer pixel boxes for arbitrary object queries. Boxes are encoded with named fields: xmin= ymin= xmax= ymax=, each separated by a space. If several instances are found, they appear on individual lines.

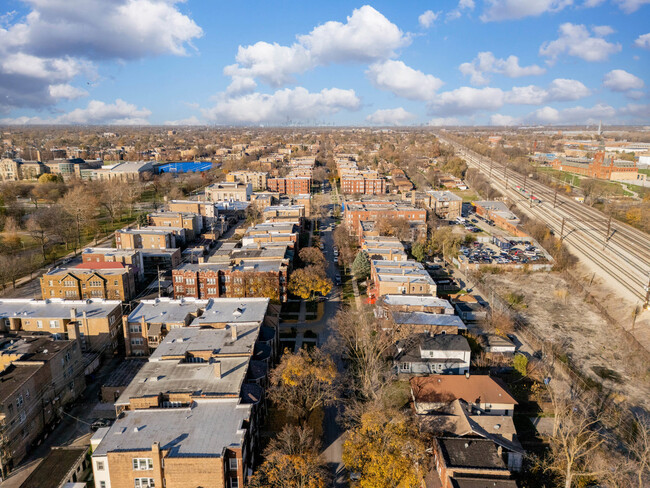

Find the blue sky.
xmin=0 ymin=0 xmax=648 ymax=126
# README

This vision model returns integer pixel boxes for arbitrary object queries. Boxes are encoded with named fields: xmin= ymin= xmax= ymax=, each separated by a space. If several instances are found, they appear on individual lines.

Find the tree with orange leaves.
xmin=268 ymin=348 xmax=338 ymax=425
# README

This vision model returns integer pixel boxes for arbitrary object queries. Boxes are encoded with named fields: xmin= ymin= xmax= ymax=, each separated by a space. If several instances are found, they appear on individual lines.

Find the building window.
xmin=16 ymin=394 xmax=24 ymax=408
xmin=207 ymin=278 xmax=216 ymax=285
xmin=207 ymin=288 xmax=217 ymax=295
xmin=130 ymin=325 xmax=142 ymax=333
xmin=64 ymin=280 xmax=75 ymax=287
xmin=230 ymin=477 xmax=239 ymax=488
xmin=65 ymin=291 xmax=77 ymax=297
xmin=134 ymin=478 xmax=155 ymax=488
xmin=100 ymin=482 xmax=106 ymax=488
xmin=133 ymin=458 xmax=154 ymax=470
xmin=185 ymin=278 xmax=195 ymax=285
xmin=96 ymin=461 xmax=105 ymax=470
xmin=400 ymin=363 xmax=409 ymax=371
xmin=90 ymin=280 xmax=102 ymax=287
xmin=229 ymin=458 xmax=238 ymax=470
xmin=36 ymin=320 xmax=43 ymax=329
xmin=175 ymin=276 xmax=183 ymax=283
xmin=131 ymin=338 xmax=143 ymax=346
xmin=49 ymin=320 xmax=59 ymax=329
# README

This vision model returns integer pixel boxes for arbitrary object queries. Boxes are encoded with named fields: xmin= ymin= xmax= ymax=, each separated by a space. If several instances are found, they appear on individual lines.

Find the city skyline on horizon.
xmin=0 ymin=0 xmax=649 ymax=127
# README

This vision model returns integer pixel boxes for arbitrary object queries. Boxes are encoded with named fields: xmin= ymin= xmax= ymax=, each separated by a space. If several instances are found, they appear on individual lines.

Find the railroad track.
xmin=438 ymin=136 xmax=649 ymax=303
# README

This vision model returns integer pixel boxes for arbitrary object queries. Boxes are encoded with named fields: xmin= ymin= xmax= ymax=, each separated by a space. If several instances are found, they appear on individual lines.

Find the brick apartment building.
xmin=473 ymin=201 xmax=526 ymax=237
xmin=552 ymin=151 xmax=639 ymax=181
xmin=148 ymin=211 xmax=203 ymax=242
xmin=115 ymin=228 xmax=178 ymax=250
xmin=344 ymin=201 xmax=427 ymax=235
xmin=172 ymin=260 xmax=288 ymax=302
xmin=81 ymin=248 xmax=145 ymax=282
xmin=0 ymin=334 xmax=85 ymax=478
xmin=390 ymin=168 xmax=413 ymax=193
xmin=262 ymin=205 xmax=305 ymax=222
xmin=427 ymin=191 xmax=462 ymax=220
xmin=370 ymin=260 xmax=437 ymax=298
xmin=92 ymin=309 xmax=279 ymax=488
xmin=206 ymin=182 xmax=252 ymax=202
xmin=168 ymin=200 xmax=218 ymax=218
xmin=340 ymin=175 xmax=386 ymax=195
xmin=41 ymin=264 xmax=137 ymax=302
xmin=226 ymin=170 xmax=268 ymax=191
xmin=123 ymin=297 xmax=278 ymax=357
xmin=0 ymin=298 xmax=123 ymax=354
xmin=241 ymin=222 xmax=299 ymax=248
xmin=267 ymin=177 xmax=311 ymax=195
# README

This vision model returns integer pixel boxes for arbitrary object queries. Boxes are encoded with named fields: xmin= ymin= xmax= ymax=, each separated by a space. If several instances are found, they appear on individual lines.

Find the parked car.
xmin=91 ymin=418 xmax=112 ymax=431
xmin=335 ymin=275 xmax=342 ymax=285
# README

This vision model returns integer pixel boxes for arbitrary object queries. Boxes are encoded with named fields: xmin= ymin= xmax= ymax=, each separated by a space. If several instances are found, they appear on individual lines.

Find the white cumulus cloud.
xmin=164 ymin=116 xmax=202 ymax=126
xmin=459 ymin=51 xmax=545 ymax=85
xmin=366 ymin=107 xmax=417 ymax=125
xmin=48 ymin=84 xmax=88 ymax=100
xmin=634 ymin=33 xmax=650 ymax=49
xmin=418 ymin=10 xmax=439 ymax=28
xmin=366 ymin=60 xmax=443 ymax=100
xmin=490 ymin=114 xmax=519 ymax=125
xmin=0 ymin=98 xmax=151 ymax=125
xmin=428 ymin=86 xmax=505 ymax=116
xmin=428 ymin=117 xmax=462 ymax=126
xmin=615 ymin=0 xmax=650 ymax=13
xmin=224 ymin=5 xmax=410 ymax=88
xmin=0 ymin=0 xmax=202 ymax=113
xmin=481 ymin=0 xmax=573 ymax=22
xmin=202 ymin=87 xmax=361 ymax=125
xmin=603 ymin=69 xmax=645 ymax=97
xmin=505 ymin=79 xmax=590 ymax=104
xmin=540 ymin=23 xmax=621 ymax=63
xmin=527 ymin=103 xmax=616 ymax=124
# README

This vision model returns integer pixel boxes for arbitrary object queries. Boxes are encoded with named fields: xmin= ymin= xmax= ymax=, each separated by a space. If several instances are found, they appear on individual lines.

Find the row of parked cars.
xmin=461 ymin=242 xmax=544 ymax=265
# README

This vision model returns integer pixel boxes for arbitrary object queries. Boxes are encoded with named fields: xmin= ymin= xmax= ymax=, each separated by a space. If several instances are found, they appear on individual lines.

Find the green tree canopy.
xmin=351 ymin=250 xmax=371 ymax=280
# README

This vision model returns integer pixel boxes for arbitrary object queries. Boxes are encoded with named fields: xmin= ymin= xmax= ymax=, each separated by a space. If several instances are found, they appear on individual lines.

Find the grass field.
xmin=450 ymin=189 xmax=482 ymax=202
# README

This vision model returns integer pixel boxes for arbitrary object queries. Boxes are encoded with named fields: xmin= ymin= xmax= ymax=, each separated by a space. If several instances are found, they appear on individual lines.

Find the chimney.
xmin=70 ymin=307 xmax=77 ymax=322
xmin=231 ymin=324 xmax=238 ymax=341
xmin=411 ymin=191 xmax=415 ymax=206
xmin=465 ymin=371 xmax=470 ymax=379
xmin=213 ymin=361 xmax=222 ymax=379
xmin=66 ymin=319 xmax=83 ymax=352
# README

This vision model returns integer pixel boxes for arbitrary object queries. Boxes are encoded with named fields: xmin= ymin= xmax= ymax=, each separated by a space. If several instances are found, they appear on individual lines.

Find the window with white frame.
xmin=229 ymin=458 xmax=238 ymax=470
xmin=100 ymin=482 xmax=106 ymax=488
xmin=207 ymin=278 xmax=217 ymax=285
xmin=175 ymin=276 xmax=183 ymax=283
xmin=96 ymin=461 xmax=105 ymax=470
xmin=185 ymin=278 xmax=195 ymax=285
xmin=134 ymin=478 xmax=155 ymax=488
xmin=229 ymin=477 xmax=239 ymax=488
xmin=132 ymin=458 xmax=154 ymax=470
xmin=131 ymin=338 xmax=143 ymax=346
xmin=36 ymin=320 xmax=43 ymax=328
xmin=130 ymin=325 xmax=142 ymax=333
xmin=49 ymin=320 xmax=59 ymax=328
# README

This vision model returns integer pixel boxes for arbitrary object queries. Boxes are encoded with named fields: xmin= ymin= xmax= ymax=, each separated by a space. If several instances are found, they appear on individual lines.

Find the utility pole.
xmin=603 ymin=215 xmax=612 ymax=250
xmin=553 ymin=189 xmax=558 ymax=209
xmin=644 ymin=273 xmax=650 ymax=310
xmin=489 ymin=160 xmax=493 ymax=178
xmin=560 ymin=217 xmax=565 ymax=242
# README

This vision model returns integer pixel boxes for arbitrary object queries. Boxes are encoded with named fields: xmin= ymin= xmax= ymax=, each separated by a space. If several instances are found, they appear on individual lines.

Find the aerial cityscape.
xmin=0 ymin=1 xmax=649 ymax=488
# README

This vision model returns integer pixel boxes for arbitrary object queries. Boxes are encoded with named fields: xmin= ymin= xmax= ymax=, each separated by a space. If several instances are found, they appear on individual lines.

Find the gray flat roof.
xmin=128 ymin=298 xmax=209 ymax=325
xmin=391 ymin=311 xmax=466 ymax=329
xmin=115 ymin=356 xmax=250 ymax=405
xmin=428 ymin=190 xmax=462 ymax=202
xmin=152 ymin=324 xmax=259 ymax=360
xmin=383 ymin=295 xmax=454 ymax=311
xmin=0 ymin=298 xmax=121 ymax=319
xmin=371 ymin=260 xmax=425 ymax=269
xmin=92 ymin=400 xmax=250 ymax=457
xmin=191 ymin=298 xmax=269 ymax=326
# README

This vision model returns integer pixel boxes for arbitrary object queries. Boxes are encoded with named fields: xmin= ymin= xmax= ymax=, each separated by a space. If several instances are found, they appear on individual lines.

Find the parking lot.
xmin=460 ymin=240 xmax=547 ymax=265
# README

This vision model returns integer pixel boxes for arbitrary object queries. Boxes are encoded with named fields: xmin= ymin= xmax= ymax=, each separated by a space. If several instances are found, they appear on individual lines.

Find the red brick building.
xmin=551 ymin=151 xmax=639 ymax=180
xmin=172 ymin=261 xmax=289 ymax=302
xmin=340 ymin=176 xmax=386 ymax=195
xmin=344 ymin=201 xmax=426 ymax=235
xmin=267 ymin=177 xmax=311 ymax=194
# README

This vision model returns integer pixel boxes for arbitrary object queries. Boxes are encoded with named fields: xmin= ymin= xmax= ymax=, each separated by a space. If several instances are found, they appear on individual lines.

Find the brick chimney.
xmin=213 ymin=361 xmax=222 ymax=379
xmin=231 ymin=324 xmax=238 ymax=341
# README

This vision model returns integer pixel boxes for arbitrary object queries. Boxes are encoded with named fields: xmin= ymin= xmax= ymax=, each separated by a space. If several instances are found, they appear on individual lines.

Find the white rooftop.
xmin=0 ymin=299 xmax=121 ymax=320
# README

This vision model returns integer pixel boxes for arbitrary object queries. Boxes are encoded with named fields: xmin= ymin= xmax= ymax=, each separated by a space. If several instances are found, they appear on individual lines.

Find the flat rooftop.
xmin=44 ymin=266 xmax=129 ymax=276
xmin=428 ymin=190 xmax=462 ymax=202
xmin=0 ymin=298 xmax=121 ymax=319
xmin=115 ymin=355 xmax=250 ymax=405
xmin=391 ymin=311 xmax=466 ymax=329
xmin=382 ymin=295 xmax=454 ymax=312
xmin=82 ymin=247 xmax=139 ymax=257
xmin=92 ymin=400 xmax=250 ymax=457
xmin=128 ymin=298 xmax=210 ymax=325
xmin=191 ymin=298 xmax=269 ymax=326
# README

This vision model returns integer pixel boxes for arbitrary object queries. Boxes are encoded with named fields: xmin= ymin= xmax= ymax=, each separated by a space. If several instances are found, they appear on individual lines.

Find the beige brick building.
xmin=226 ymin=170 xmax=268 ymax=191
xmin=41 ymin=265 xmax=137 ymax=302
xmin=206 ymin=182 xmax=252 ymax=202
xmin=0 ymin=298 xmax=123 ymax=354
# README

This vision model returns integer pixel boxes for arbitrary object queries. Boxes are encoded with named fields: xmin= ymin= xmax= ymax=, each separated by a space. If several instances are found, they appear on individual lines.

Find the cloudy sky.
xmin=0 ymin=0 xmax=648 ymax=126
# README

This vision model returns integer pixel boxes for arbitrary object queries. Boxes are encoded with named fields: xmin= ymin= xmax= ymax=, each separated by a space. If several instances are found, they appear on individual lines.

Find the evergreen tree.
xmin=351 ymin=250 xmax=371 ymax=280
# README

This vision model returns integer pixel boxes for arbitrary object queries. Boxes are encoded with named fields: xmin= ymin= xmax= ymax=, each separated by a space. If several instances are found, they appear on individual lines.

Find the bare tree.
xmin=61 ymin=185 xmax=99 ymax=251
xmin=26 ymin=206 xmax=58 ymax=261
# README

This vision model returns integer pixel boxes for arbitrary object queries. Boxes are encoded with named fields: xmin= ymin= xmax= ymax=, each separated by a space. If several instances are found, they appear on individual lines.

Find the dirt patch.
xmin=482 ymin=271 xmax=650 ymax=409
